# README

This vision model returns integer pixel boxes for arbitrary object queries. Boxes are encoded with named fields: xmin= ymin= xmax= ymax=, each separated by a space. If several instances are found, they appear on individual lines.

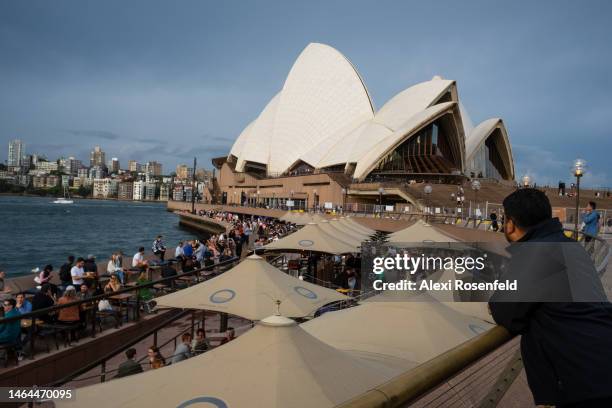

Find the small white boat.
xmin=53 ymin=186 xmax=74 ymax=204
xmin=53 ymin=197 xmax=74 ymax=204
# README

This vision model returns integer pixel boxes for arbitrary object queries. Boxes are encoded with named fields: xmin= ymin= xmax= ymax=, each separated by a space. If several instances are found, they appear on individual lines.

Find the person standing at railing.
xmin=489 ymin=188 xmax=612 ymax=408
xmin=581 ymin=201 xmax=600 ymax=242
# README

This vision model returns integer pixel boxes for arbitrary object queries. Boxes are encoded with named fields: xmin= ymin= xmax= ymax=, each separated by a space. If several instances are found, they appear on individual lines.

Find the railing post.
xmin=101 ymin=361 xmax=106 ymax=383
xmin=91 ymin=306 xmax=97 ymax=338
xmin=191 ymin=311 xmax=195 ymax=337
xmin=29 ymin=316 xmax=36 ymax=360
xmin=153 ymin=330 xmax=158 ymax=348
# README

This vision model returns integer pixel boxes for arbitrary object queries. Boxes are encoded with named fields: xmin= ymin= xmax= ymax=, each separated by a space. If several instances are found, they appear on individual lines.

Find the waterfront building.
xmin=35 ymin=160 xmax=58 ymax=173
xmin=46 ymin=175 xmax=59 ymax=188
xmin=176 ymin=164 xmax=194 ymax=180
xmin=216 ymin=43 xmax=515 ymax=209
xmin=159 ymin=183 xmax=170 ymax=201
xmin=93 ymin=178 xmax=113 ymax=198
xmin=172 ymin=185 xmax=184 ymax=201
xmin=32 ymin=176 xmax=45 ymax=189
xmin=90 ymin=146 xmax=106 ymax=167
xmin=145 ymin=161 xmax=162 ymax=176
xmin=109 ymin=158 xmax=120 ymax=174
xmin=133 ymin=180 xmax=146 ymax=201
xmin=72 ymin=177 xmax=83 ymax=189
xmin=118 ymin=181 xmax=134 ymax=200
xmin=7 ymin=139 xmax=25 ymax=167
xmin=145 ymin=182 xmax=158 ymax=200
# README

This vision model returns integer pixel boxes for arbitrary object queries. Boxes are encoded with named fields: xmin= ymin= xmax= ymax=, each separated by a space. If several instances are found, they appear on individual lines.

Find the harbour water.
xmin=0 ymin=195 xmax=198 ymax=276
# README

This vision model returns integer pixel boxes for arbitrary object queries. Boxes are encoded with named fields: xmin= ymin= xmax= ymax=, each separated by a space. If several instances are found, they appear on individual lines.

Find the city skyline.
xmin=0 ymin=1 xmax=611 ymax=187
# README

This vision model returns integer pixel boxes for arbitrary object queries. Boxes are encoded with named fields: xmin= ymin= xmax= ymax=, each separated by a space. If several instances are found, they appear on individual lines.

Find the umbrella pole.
xmin=220 ymin=312 xmax=228 ymax=333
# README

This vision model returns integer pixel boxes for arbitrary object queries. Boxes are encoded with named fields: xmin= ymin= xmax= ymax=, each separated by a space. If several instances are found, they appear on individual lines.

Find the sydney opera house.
xmin=213 ymin=43 xmax=515 ymax=210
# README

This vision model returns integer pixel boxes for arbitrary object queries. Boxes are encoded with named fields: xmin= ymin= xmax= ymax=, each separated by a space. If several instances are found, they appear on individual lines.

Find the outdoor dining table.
xmin=108 ymin=292 xmax=135 ymax=322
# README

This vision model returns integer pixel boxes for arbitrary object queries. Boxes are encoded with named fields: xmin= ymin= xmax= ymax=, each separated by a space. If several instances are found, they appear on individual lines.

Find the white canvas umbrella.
xmin=302 ymin=292 xmax=494 ymax=370
xmin=338 ymin=217 xmax=375 ymax=236
xmin=388 ymin=219 xmax=458 ymax=243
xmin=329 ymin=219 xmax=371 ymax=241
xmin=156 ymin=255 xmax=347 ymax=320
xmin=264 ymin=223 xmax=358 ymax=254
xmin=58 ymin=315 xmax=397 ymax=408
xmin=317 ymin=220 xmax=364 ymax=248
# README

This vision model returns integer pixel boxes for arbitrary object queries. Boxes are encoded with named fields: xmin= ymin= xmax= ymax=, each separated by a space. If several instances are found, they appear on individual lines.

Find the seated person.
xmin=171 ymin=332 xmax=193 ymax=365
xmin=107 ymin=253 xmax=125 ymax=284
xmin=147 ymin=346 xmax=165 ymax=369
xmin=191 ymin=328 xmax=209 ymax=355
xmin=0 ymin=299 xmax=21 ymax=345
xmin=57 ymin=286 xmax=81 ymax=325
xmin=115 ymin=348 xmax=143 ymax=378
xmin=15 ymin=293 xmax=32 ymax=314
xmin=31 ymin=285 xmax=56 ymax=322
xmin=104 ymin=274 xmax=122 ymax=293
xmin=132 ymin=247 xmax=149 ymax=271
xmin=219 ymin=327 xmax=236 ymax=345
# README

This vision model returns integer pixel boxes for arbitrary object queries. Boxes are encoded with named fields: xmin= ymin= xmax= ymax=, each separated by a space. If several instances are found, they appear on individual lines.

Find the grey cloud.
xmin=64 ymin=129 xmax=121 ymax=140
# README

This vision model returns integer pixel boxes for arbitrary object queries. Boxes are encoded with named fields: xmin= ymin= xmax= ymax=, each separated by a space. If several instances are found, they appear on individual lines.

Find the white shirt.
xmin=175 ymin=245 xmax=184 ymax=258
xmin=71 ymin=265 xmax=85 ymax=285
xmin=132 ymin=252 xmax=145 ymax=267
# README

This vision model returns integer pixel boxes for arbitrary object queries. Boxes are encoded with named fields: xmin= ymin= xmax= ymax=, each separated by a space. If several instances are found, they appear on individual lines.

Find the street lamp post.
xmin=341 ymin=187 xmax=347 ymax=214
xmin=312 ymin=189 xmax=317 ymax=212
xmin=256 ymin=187 xmax=260 ymax=208
xmin=471 ymin=179 xmax=481 ymax=220
xmin=378 ymin=187 xmax=384 ymax=216
xmin=424 ymin=184 xmax=433 ymax=224
xmin=572 ymin=159 xmax=586 ymax=239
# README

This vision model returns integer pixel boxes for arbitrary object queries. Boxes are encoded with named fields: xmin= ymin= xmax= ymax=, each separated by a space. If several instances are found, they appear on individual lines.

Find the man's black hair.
xmin=589 ymin=201 xmax=597 ymax=210
xmin=76 ymin=257 xmax=85 ymax=263
xmin=68 ymin=255 xmax=75 ymax=262
xmin=502 ymin=188 xmax=552 ymax=228
xmin=44 ymin=264 xmax=53 ymax=272
xmin=125 ymin=348 xmax=137 ymax=359
xmin=139 ymin=247 xmax=145 ymax=252
xmin=4 ymin=298 xmax=16 ymax=307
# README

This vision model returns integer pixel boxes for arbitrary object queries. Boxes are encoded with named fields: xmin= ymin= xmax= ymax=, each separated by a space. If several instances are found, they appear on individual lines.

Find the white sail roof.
xmin=227 ymin=43 xmax=512 ymax=182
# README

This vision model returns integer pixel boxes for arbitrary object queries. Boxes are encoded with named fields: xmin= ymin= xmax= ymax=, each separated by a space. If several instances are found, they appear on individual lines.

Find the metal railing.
xmin=336 ymin=326 xmax=514 ymax=408
xmin=0 ymin=257 xmax=242 ymax=360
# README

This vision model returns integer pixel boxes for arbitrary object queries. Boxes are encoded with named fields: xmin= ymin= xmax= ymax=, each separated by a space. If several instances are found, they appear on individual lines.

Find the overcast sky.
xmin=0 ymin=0 xmax=610 ymax=187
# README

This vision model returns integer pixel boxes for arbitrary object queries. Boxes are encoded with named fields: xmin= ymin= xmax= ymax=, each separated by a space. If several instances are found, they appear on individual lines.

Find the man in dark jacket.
xmin=489 ymin=188 xmax=612 ymax=407
xmin=115 ymin=348 xmax=143 ymax=378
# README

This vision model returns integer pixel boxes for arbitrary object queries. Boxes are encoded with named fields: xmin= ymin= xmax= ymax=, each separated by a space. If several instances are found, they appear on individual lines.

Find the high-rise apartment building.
xmin=8 ymin=139 xmax=25 ymax=167
xmin=90 ymin=146 xmax=106 ymax=167
xmin=145 ymin=161 xmax=162 ymax=176
xmin=128 ymin=160 xmax=140 ymax=172
xmin=110 ymin=158 xmax=120 ymax=173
